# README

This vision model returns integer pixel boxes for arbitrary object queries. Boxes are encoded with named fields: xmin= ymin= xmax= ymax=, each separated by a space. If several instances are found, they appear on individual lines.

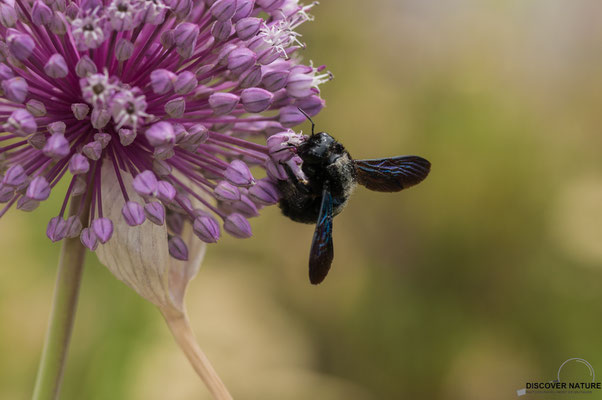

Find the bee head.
xmin=299 ymin=132 xmax=336 ymax=164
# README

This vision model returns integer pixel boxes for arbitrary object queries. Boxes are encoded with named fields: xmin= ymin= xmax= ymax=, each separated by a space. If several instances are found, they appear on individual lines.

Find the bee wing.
xmin=309 ymin=189 xmax=334 ymax=285
xmin=354 ymin=155 xmax=431 ymax=192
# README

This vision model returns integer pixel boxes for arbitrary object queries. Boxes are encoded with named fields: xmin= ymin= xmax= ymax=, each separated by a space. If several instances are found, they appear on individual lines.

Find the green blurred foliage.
xmin=3 ymin=1 xmax=602 ymax=399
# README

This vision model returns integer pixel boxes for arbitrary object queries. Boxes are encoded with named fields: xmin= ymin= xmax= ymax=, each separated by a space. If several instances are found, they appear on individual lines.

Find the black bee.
xmin=278 ymin=110 xmax=431 ymax=285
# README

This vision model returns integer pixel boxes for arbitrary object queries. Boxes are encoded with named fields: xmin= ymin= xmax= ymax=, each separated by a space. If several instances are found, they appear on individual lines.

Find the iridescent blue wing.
xmin=354 ymin=156 xmax=431 ymax=192
xmin=309 ymin=189 xmax=334 ymax=285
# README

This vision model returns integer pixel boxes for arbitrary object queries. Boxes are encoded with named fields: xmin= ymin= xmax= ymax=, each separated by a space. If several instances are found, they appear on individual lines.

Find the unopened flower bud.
xmin=43 ymin=134 xmax=69 ymax=159
xmin=5 ymin=109 xmax=36 ymax=136
xmin=26 ymin=99 xmax=46 ymax=117
xmin=65 ymin=2 xmax=79 ymax=19
xmin=45 ymin=54 xmax=68 ymax=79
xmin=241 ymin=87 xmax=272 ymax=113
xmin=224 ymin=159 xmax=254 ymax=186
xmin=48 ymin=121 xmax=66 ymax=135
xmin=115 ymin=38 xmax=134 ymax=61
xmin=174 ymin=71 xmax=197 ymax=95
xmin=47 ymin=216 xmax=68 ymax=242
xmin=0 ymin=62 xmax=14 ymax=80
xmin=3 ymin=77 xmax=28 ymax=103
xmin=173 ymin=123 xmax=187 ymax=143
xmin=92 ymin=217 xmax=113 ymax=244
xmin=2 ymin=164 xmax=27 ymax=187
xmin=32 ymin=0 xmax=53 ymax=25
xmin=208 ymin=92 xmax=239 ymax=115
xmin=168 ymin=236 xmax=189 ymax=260
xmin=271 ymin=88 xmax=292 ymax=108
xmin=28 ymin=132 xmax=47 ymax=150
xmin=65 ymin=215 xmax=83 ymax=238
xmin=8 ymin=32 xmax=35 ymax=61
xmin=296 ymin=95 xmax=325 ymax=117
xmin=82 ymin=140 xmax=102 ymax=160
xmin=145 ymin=121 xmax=175 ymax=147
xmin=210 ymin=0 xmax=237 ymax=21
xmin=154 ymin=144 xmax=174 ymax=160
xmin=239 ymin=65 xmax=263 ymax=88
xmin=153 ymin=159 xmax=172 ymax=177
xmin=228 ymin=47 xmax=256 ymax=76
xmin=26 ymin=136 xmax=46 ymax=156
xmin=80 ymin=227 xmax=98 ymax=250
xmin=167 ymin=212 xmax=184 ymax=234
xmin=217 ymin=43 xmax=237 ymax=65
xmin=235 ymin=17 xmax=262 ymax=40
xmin=174 ymin=22 xmax=199 ymax=49
xmin=249 ymin=178 xmax=280 ymax=205
xmin=75 ymin=55 xmax=97 ymax=77
xmin=91 ymin=108 xmax=110 ymax=129
xmin=150 ymin=69 xmax=176 ymax=94
xmin=230 ymin=195 xmax=259 ymax=217
xmin=71 ymin=103 xmax=90 ymax=120
xmin=69 ymin=153 xmax=90 ymax=175
xmin=211 ymin=19 xmax=233 ymax=42
xmin=224 ymin=213 xmax=252 ymax=238
xmin=233 ymin=0 xmax=254 ymax=21
xmin=26 ymin=176 xmax=50 ymax=201
xmin=157 ymin=180 xmax=176 ymax=202
xmin=160 ymin=29 xmax=175 ymax=48
xmin=262 ymin=69 xmax=289 ymax=92
xmin=165 ymin=97 xmax=186 ymax=118
xmin=193 ymin=214 xmax=221 ymax=243
xmin=279 ymin=105 xmax=307 ymax=127
xmin=0 ymin=185 xmax=14 ymax=203
xmin=144 ymin=201 xmax=165 ymax=225
xmin=133 ymin=170 xmax=158 ymax=197
xmin=93 ymin=132 xmax=111 ymax=148
xmin=17 ymin=196 xmax=39 ymax=212
xmin=0 ymin=3 xmax=17 ymax=28
xmin=170 ymin=0 xmax=192 ymax=19
xmin=122 ymin=201 xmax=146 ymax=226
xmin=214 ymin=181 xmax=241 ymax=201
xmin=178 ymin=124 xmax=208 ymax=151
xmin=119 ymin=128 xmax=136 ymax=146
xmin=49 ymin=13 xmax=67 ymax=35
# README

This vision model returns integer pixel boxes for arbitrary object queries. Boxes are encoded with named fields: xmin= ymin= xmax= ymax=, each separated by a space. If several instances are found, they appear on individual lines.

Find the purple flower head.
xmin=0 ymin=0 xmax=328 ymax=259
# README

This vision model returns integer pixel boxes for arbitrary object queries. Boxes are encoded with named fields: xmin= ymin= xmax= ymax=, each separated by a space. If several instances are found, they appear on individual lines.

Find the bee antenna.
xmin=297 ymin=107 xmax=315 ymax=135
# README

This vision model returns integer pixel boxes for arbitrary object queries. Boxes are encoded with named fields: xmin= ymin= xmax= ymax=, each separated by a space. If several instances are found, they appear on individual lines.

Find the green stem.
xmin=32 ymin=203 xmax=89 ymax=400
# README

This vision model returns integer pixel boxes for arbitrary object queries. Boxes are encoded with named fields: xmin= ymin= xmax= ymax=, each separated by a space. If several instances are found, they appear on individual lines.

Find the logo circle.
xmin=557 ymin=358 xmax=595 ymax=383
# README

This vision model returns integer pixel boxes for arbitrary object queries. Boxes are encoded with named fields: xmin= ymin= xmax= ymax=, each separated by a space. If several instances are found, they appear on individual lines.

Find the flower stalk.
xmin=162 ymin=307 xmax=233 ymax=400
xmin=32 ymin=197 xmax=90 ymax=400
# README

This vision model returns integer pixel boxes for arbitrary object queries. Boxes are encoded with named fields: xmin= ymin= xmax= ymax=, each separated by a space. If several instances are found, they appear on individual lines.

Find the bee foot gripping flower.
xmin=0 ymin=0 xmax=329 ymax=397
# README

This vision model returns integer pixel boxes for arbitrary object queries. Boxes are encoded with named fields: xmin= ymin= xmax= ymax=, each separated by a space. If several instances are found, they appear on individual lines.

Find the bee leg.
xmin=282 ymin=163 xmax=311 ymax=195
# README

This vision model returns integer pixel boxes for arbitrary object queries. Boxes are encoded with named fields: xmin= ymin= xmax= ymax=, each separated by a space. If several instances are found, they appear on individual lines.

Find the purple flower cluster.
xmin=0 ymin=0 xmax=330 ymax=259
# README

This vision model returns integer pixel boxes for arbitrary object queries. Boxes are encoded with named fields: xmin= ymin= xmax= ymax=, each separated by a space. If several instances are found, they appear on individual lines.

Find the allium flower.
xmin=0 ymin=0 xmax=330 ymax=262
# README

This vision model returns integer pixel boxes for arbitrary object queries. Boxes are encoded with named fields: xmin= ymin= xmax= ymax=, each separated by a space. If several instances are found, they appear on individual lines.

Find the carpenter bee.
xmin=277 ymin=110 xmax=431 ymax=285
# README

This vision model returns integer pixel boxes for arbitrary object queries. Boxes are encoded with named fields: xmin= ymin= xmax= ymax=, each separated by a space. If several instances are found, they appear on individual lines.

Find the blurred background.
xmin=3 ymin=0 xmax=602 ymax=399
